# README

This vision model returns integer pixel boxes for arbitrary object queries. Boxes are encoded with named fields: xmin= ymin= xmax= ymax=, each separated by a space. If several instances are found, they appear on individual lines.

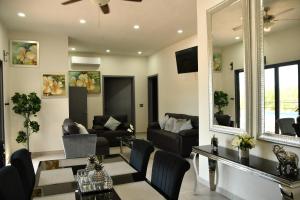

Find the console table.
xmin=192 ymin=145 xmax=300 ymax=200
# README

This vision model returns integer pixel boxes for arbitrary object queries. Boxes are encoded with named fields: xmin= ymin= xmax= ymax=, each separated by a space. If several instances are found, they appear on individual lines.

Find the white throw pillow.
xmin=104 ymin=117 xmax=121 ymax=131
xmin=172 ymin=119 xmax=188 ymax=133
xmin=179 ymin=119 xmax=193 ymax=132
xmin=164 ymin=117 xmax=176 ymax=132
xmin=75 ymin=123 xmax=89 ymax=134
xmin=159 ymin=115 xmax=169 ymax=129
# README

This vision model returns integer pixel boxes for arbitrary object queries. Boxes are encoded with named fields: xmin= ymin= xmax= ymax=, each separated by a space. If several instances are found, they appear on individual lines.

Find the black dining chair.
xmin=10 ymin=148 xmax=35 ymax=200
xmin=0 ymin=166 xmax=26 ymax=200
xmin=129 ymin=139 xmax=154 ymax=177
xmin=151 ymin=150 xmax=190 ymax=200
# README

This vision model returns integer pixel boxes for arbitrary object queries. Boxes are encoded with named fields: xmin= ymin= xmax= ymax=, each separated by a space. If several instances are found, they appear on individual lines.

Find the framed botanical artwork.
xmin=213 ymin=53 xmax=222 ymax=72
xmin=68 ymin=71 xmax=101 ymax=94
xmin=10 ymin=40 xmax=39 ymax=67
xmin=43 ymin=74 xmax=66 ymax=97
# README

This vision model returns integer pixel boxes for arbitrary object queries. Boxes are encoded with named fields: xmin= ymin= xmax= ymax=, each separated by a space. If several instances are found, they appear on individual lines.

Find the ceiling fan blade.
xmin=232 ymin=25 xmax=242 ymax=31
xmin=123 ymin=0 xmax=142 ymax=2
xmin=274 ymin=18 xmax=300 ymax=21
xmin=100 ymin=4 xmax=110 ymax=14
xmin=61 ymin=0 xmax=82 ymax=5
xmin=274 ymin=8 xmax=294 ymax=17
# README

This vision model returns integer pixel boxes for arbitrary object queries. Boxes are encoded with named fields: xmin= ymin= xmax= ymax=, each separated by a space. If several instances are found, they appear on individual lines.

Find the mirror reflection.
xmin=262 ymin=0 xmax=300 ymax=136
xmin=211 ymin=0 xmax=246 ymax=130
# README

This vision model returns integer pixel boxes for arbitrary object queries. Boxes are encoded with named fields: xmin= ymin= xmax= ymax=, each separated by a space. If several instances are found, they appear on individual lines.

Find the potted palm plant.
xmin=11 ymin=92 xmax=41 ymax=151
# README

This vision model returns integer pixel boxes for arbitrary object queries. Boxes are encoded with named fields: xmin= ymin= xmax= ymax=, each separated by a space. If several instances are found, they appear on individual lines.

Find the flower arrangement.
xmin=232 ymin=134 xmax=256 ymax=151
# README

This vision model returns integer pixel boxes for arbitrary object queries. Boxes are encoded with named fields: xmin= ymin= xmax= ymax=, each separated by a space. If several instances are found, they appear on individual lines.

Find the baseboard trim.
xmin=31 ymin=150 xmax=64 ymax=158
xmin=196 ymin=177 xmax=244 ymax=200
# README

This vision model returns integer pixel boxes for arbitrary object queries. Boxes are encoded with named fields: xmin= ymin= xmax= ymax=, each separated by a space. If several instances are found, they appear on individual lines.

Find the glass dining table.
xmin=32 ymin=154 xmax=165 ymax=200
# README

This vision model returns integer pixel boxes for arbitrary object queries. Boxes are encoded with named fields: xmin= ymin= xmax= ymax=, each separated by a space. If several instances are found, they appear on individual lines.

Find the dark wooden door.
xmin=103 ymin=77 xmax=135 ymax=126
xmin=69 ymin=87 xmax=87 ymax=127
xmin=148 ymin=75 xmax=158 ymax=123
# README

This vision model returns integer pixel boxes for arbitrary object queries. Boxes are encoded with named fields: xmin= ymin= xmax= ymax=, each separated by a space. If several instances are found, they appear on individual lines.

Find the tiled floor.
xmin=32 ymin=134 xmax=228 ymax=200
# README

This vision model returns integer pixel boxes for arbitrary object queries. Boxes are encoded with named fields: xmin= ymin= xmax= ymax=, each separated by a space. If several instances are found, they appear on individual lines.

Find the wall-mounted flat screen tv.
xmin=175 ymin=46 xmax=198 ymax=74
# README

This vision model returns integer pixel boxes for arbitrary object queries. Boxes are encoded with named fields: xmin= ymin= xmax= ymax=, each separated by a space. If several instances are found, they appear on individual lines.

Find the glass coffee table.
xmin=117 ymin=135 xmax=136 ymax=154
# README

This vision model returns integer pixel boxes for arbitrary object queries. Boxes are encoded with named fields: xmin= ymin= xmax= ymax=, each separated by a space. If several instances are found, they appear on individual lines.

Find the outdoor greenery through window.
xmin=264 ymin=62 xmax=300 ymax=134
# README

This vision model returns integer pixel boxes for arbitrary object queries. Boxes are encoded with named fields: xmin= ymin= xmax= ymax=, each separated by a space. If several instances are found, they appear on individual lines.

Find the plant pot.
xmin=214 ymin=114 xmax=231 ymax=126
xmin=239 ymin=148 xmax=249 ymax=160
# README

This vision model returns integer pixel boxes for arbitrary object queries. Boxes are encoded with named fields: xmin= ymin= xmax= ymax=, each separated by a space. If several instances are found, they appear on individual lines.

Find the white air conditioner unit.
xmin=71 ymin=56 xmax=101 ymax=67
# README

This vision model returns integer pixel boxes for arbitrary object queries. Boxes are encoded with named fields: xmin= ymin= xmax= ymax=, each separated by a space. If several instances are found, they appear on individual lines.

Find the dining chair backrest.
xmin=0 ymin=166 xmax=26 ymax=200
xmin=277 ymin=118 xmax=296 ymax=135
xmin=11 ymin=148 xmax=35 ymax=200
xmin=129 ymin=139 xmax=154 ymax=177
xmin=151 ymin=150 xmax=190 ymax=200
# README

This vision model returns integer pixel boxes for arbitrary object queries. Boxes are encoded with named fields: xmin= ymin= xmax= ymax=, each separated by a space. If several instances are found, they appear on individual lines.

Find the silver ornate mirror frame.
xmin=255 ymin=0 xmax=300 ymax=146
xmin=207 ymin=0 xmax=252 ymax=135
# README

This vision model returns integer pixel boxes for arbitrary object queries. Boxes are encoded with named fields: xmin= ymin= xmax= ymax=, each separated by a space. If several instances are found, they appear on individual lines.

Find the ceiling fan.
xmin=232 ymin=7 xmax=300 ymax=32
xmin=61 ymin=0 xmax=142 ymax=14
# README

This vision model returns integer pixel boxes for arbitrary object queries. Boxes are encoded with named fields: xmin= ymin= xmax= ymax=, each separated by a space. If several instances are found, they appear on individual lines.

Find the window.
xmin=264 ymin=60 xmax=300 ymax=134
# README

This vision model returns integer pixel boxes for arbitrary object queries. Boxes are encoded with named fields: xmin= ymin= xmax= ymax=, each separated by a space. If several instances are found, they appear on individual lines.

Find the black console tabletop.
xmin=193 ymin=145 xmax=300 ymax=188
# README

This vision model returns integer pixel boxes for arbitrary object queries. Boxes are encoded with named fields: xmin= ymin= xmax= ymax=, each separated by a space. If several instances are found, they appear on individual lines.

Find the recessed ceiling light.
xmin=138 ymin=51 xmax=142 ymax=55
xmin=17 ymin=12 xmax=26 ymax=18
xmin=79 ymin=19 xmax=86 ymax=24
xmin=177 ymin=29 xmax=183 ymax=34
xmin=133 ymin=25 xmax=140 ymax=30
xmin=106 ymin=49 xmax=111 ymax=53
xmin=70 ymin=47 xmax=76 ymax=51
xmin=235 ymin=36 xmax=240 ymax=40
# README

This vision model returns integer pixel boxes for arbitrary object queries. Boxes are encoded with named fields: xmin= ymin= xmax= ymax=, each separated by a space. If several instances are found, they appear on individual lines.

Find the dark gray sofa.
xmin=147 ymin=113 xmax=199 ymax=157
xmin=91 ymin=115 xmax=133 ymax=147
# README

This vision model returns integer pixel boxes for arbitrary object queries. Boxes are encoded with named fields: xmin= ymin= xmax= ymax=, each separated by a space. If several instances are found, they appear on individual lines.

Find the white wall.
xmin=197 ymin=1 xmax=300 ymax=200
xmin=8 ymin=31 xmax=69 ymax=153
xmin=148 ymin=35 xmax=198 ymax=118
xmin=0 ymin=21 xmax=11 ymax=160
xmin=8 ymin=31 xmax=148 ymax=153
xmin=70 ymin=52 xmax=148 ymax=132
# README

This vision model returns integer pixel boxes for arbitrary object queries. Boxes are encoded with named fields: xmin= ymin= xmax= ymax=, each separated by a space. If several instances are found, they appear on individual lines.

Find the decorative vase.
xmin=239 ymin=148 xmax=249 ymax=159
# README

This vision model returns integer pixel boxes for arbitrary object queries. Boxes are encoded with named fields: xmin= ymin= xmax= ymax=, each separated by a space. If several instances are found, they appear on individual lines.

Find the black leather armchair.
xmin=91 ymin=115 xmax=133 ymax=147
xmin=147 ymin=113 xmax=199 ymax=157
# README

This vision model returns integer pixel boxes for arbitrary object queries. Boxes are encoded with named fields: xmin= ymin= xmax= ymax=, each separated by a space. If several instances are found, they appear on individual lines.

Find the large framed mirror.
xmin=257 ymin=0 xmax=300 ymax=146
xmin=208 ymin=0 xmax=252 ymax=135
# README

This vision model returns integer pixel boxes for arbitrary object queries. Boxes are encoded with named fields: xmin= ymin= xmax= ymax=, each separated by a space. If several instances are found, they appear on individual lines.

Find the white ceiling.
xmin=0 ymin=0 xmax=197 ymax=56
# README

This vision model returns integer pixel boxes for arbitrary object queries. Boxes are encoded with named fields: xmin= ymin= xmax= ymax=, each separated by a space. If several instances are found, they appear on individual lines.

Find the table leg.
xmin=120 ymin=140 xmax=123 ymax=154
xmin=280 ymin=184 xmax=300 ymax=200
xmin=192 ymin=152 xmax=200 ymax=195
xmin=208 ymin=158 xmax=218 ymax=191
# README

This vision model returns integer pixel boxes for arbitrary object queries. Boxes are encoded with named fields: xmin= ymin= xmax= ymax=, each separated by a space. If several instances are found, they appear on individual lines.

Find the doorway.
xmin=103 ymin=76 xmax=135 ymax=127
xmin=148 ymin=75 xmax=158 ymax=123
xmin=0 ymin=60 xmax=5 ymax=167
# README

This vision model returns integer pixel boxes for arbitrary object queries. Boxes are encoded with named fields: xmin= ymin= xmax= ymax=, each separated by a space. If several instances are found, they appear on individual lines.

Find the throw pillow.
xmin=164 ymin=117 xmax=176 ymax=132
xmin=179 ymin=119 xmax=193 ymax=132
xmin=75 ymin=123 xmax=89 ymax=134
xmin=159 ymin=115 xmax=169 ymax=129
xmin=172 ymin=119 xmax=188 ymax=133
xmin=104 ymin=116 xmax=121 ymax=131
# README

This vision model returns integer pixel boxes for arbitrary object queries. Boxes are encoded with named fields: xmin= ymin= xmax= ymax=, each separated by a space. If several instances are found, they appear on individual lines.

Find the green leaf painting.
xmin=69 ymin=71 xmax=101 ymax=94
